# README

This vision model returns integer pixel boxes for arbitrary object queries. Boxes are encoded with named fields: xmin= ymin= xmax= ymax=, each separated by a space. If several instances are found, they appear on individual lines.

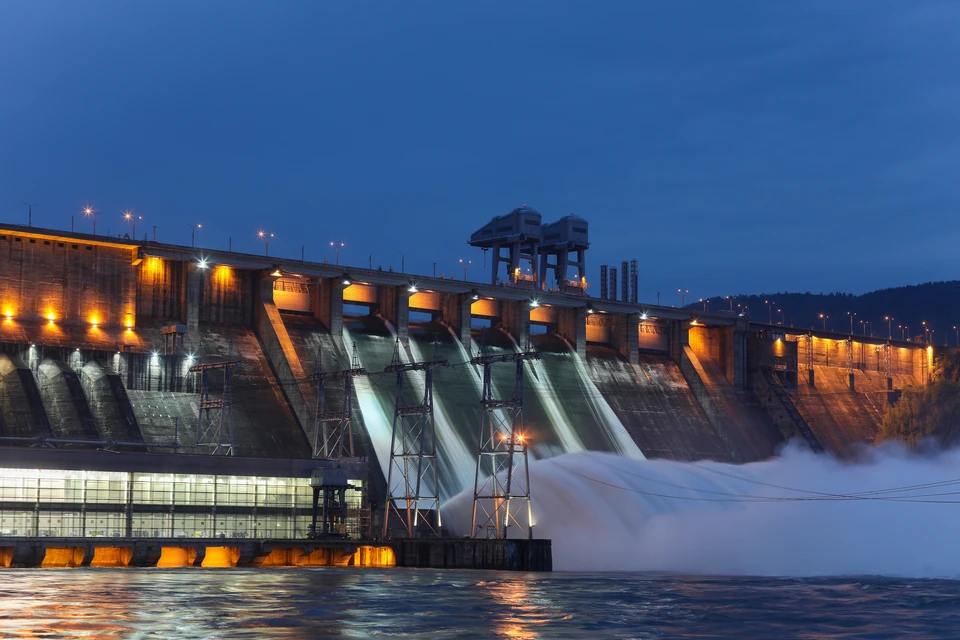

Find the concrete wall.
xmin=136 ymin=256 xmax=183 ymax=322
xmin=0 ymin=232 xmax=137 ymax=328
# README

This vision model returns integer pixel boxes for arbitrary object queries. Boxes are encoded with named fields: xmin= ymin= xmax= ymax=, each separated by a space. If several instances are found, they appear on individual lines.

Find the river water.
xmin=3 ymin=568 xmax=960 ymax=638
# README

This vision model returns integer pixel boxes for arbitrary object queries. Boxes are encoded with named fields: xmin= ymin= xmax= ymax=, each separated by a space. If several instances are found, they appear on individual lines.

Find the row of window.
xmin=0 ymin=469 xmax=363 ymax=511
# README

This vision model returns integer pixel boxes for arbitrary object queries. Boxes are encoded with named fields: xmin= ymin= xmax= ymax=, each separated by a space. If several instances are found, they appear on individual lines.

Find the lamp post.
xmin=700 ymin=298 xmax=708 ymax=312
xmin=884 ymin=316 xmax=893 ymax=340
xmin=191 ymin=224 xmax=202 ymax=247
xmin=259 ymin=231 xmax=275 ymax=256
xmin=922 ymin=321 xmax=928 ymax=343
xmin=23 ymin=202 xmax=37 ymax=227
xmin=819 ymin=313 xmax=828 ymax=331
xmin=765 ymin=300 xmax=774 ymax=325
xmin=459 ymin=258 xmax=472 ymax=281
xmin=954 ymin=325 xmax=958 ymax=346
xmin=330 ymin=241 xmax=344 ymax=265
xmin=123 ymin=211 xmax=141 ymax=240
xmin=848 ymin=311 xmax=856 ymax=335
xmin=725 ymin=295 xmax=733 ymax=312
xmin=83 ymin=206 xmax=97 ymax=235
xmin=898 ymin=325 xmax=905 ymax=341
xmin=778 ymin=308 xmax=785 ymax=326
xmin=678 ymin=289 xmax=688 ymax=308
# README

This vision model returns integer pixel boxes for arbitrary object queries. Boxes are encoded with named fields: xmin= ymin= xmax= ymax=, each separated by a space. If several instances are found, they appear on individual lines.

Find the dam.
xmin=0 ymin=218 xmax=935 ymax=569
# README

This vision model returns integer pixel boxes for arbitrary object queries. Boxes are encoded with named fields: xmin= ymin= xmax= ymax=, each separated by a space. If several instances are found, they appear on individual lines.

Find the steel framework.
xmin=310 ymin=343 xmax=366 ymax=459
xmin=599 ymin=264 xmax=608 ymax=300
xmin=470 ymin=349 xmax=541 ymax=540
xmin=844 ymin=338 xmax=855 ymax=375
xmin=803 ymin=333 xmax=814 ymax=372
xmin=191 ymin=359 xmax=241 ymax=456
xmin=382 ymin=338 xmax=448 ymax=538
xmin=629 ymin=259 xmax=638 ymax=303
xmin=620 ymin=260 xmax=629 ymax=301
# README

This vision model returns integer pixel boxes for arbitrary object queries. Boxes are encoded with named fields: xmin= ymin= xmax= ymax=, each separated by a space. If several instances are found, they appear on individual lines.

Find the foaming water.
xmin=446 ymin=443 xmax=960 ymax=578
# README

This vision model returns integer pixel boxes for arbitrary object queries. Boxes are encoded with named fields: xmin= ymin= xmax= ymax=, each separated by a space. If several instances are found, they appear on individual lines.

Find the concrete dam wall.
xmin=0 ymin=224 xmax=938 ymax=498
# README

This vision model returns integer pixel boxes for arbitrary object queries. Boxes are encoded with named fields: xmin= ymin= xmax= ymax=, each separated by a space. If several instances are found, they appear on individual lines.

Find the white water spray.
xmin=445 ymin=443 xmax=960 ymax=577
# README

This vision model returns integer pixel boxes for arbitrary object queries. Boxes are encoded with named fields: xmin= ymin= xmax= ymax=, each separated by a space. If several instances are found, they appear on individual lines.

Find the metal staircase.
xmin=761 ymin=368 xmax=823 ymax=452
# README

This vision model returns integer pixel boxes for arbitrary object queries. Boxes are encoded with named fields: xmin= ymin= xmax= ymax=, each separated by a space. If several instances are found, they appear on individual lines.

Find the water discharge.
xmin=339 ymin=320 xmax=647 ymax=501
xmin=445 ymin=442 xmax=960 ymax=578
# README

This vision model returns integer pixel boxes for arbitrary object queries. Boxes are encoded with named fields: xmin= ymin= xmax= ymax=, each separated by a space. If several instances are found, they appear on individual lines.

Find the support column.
xmin=316 ymin=278 xmax=344 ymax=337
xmin=459 ymin=296 xmax=472 ymax=346
xmin=500 ymin=301 xmax=530 ymax=350
xmin=610 ymin=313 xmax=638 ymax=365
xmin=668 ymin=318 xmax=689 ymax=365
xmin=377 ymin=285 xmax=409 ymax=345
xmin=440 ymin=292 xmax=473 ymax=347
xmin=184 ymin=266 xmax=203 ymax=332
xmin=733 ymin=319 xmax=749 ymax=391
xmin=556 ymin=306 xmax=587 ymax=359
xmin=396 ymin=287 xmax=410 ymax=346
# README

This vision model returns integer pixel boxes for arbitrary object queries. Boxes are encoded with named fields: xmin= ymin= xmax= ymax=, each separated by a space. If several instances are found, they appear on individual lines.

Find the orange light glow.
xmin=90 ymin=317 xmax=99 ymax=327
xmin=214 ymin=264 xmax=234 ymax=285
xmin=46 ymin=312 xmax=55 ymax=322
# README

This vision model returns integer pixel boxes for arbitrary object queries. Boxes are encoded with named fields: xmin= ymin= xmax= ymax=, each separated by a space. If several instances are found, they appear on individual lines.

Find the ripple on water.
xmin=2 ymin=570 xmax=960 ymax=638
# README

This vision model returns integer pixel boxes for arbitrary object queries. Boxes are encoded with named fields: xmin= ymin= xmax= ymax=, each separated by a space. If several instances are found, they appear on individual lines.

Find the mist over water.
xmin=446 ymin=443 xmax=960 ymax=578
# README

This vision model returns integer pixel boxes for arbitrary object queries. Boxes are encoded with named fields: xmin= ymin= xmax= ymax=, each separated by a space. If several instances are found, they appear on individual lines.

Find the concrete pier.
xmin=0 ymin=536 xmax=552 ymax=571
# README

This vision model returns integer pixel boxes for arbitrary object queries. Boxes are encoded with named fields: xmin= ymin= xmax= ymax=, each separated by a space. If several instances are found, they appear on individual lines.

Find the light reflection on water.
xmin=2 ymin=568 xmax=960 ymax=638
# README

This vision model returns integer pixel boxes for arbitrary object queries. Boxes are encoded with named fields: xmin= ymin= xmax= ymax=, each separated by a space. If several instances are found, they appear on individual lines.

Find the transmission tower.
xmin=191 ymin=359 xmax=241 ymax=455
xmin=599 ymin=265 xmax=608 ymax=300
xmin=382 ymin=337 xmax=448 ymax=538
xmin=470 ymin=348 xmax=541 ymax=540
xmin=629 ymin=259 xmax=638 ymax=303
xmin=310 ymin=343 xmax=366 ymax=459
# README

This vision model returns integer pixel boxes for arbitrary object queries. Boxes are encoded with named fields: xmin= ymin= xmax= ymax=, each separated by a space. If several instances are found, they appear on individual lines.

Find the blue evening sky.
xmin=1 ymin=1 xmax=958 ymax=304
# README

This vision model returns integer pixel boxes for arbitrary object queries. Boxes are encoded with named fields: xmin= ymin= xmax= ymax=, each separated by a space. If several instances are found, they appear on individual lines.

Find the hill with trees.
xmin=691 ymin=281 xmax=960 ymax=344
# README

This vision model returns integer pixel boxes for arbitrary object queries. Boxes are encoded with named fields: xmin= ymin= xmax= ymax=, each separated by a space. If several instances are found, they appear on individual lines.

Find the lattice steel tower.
xmin=382 ymin=338 xmax=448 ymax=538
xmin=310 ymin=343 xmax=366 ymax=459
xmin=192 ymin=359 xmax=241 ymax=456
xmin=470 ymin=348 xmax=541 ymax=540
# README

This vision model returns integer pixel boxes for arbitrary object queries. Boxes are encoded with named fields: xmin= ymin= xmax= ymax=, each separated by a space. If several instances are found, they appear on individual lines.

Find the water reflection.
xmin=1 ymin=569 xmax=959 ymax=638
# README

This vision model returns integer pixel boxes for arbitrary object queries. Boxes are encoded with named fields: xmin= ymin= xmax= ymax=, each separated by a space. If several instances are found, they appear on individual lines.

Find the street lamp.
xmin=191 ymin=223 xmax=202 ymax=247
xmin=778 ymin=308 xmax=785 ymax=326
xmin=765 ymin=300 xmax=774 ymax=325
xmin=819 ymin=313 xmax=828 ymax=332
xmin=459 ymin=258 xmax=472 ymax=281
xmin=259 ymin=231 xmax=275 ymax=256
xmin=898 ymin=325 xmax=905 ymax=341
xmin=884 ymin=316 xmax=893 ymax=340
xmin=700 ymin=298 xmax=708 ymax=312
xmin=847 ymin=311 xmax=856 ymax=335
xmin=954 ymin=325 xmax=958 ymax=346
xmin=922 ymin=321 xmax=928 ymax=343
xmin=725 ymin=295 xmax=733 ymax=312
xmin=123 ymin=211 xmax=142 ymax=240
xmin=678 ymin=289 xmax=688 ymax=308
xmin=330 ymin=241 xmax=344 ymax=265
xmin=83 ymin=206 xmax=96 ymax=234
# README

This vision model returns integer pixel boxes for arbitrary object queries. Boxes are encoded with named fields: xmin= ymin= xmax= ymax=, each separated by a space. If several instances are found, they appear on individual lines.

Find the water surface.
xmin=3 ymin=568 xmax=959 ymax=638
